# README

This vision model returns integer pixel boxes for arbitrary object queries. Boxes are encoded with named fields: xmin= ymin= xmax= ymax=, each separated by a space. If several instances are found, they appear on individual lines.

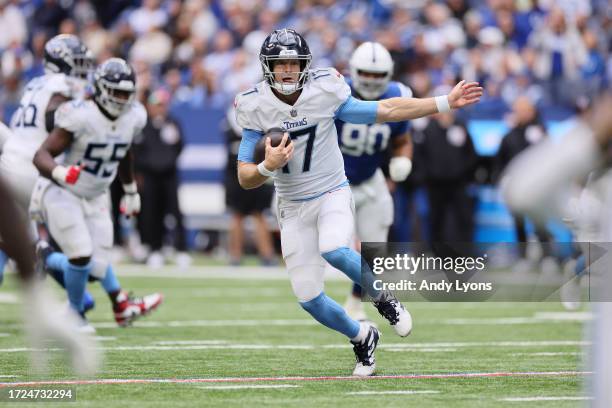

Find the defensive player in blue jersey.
xmin=336 ymin=42 xmax=413 ymax=321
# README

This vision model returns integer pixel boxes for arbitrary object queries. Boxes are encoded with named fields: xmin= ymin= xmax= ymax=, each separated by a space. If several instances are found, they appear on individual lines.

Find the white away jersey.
xmin=54 ymin=99 xmax=147 ymax=199
xmin=235 ymin=68 xmax=351 ymax=200
xmin=0 ymin=74 xmax=73 ymax=172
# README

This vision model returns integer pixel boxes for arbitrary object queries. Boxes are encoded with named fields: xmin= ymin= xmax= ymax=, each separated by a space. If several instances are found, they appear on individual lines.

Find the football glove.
xmin=389 ymin=156 xmax=412 ymax=182
xmin=119 ymin=182 xmax=140 ymax=216
xmin=51 ymin=164 xmax=83 ymax=185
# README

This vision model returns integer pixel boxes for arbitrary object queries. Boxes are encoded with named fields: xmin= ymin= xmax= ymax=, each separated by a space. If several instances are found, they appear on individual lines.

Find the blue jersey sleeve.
xmin=237 ymin=129 xmax=263 ymax=163
xmin=334 ymin=96 xmax=378 ymax=124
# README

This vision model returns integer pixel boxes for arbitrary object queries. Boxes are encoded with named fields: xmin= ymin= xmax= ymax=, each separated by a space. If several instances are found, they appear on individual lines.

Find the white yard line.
xmin=511 ymin=352 xmax=582 ymax=357
xmin=0 ymin=293 xmax=18 ymax=304
xmin=501 ymin=396 xmax=592 ymax=402
xmin=197 ymin=384 xmax=300 ymax=390
xmin=347 ymin=390 xmax=440 ymax=395
xmin=0 ymin=371 xmax=590 ymax=387
xmin=0 ymin=340 xmax=588 ymax=354
xmin=385 ymin=348 xmax=458 ymax=352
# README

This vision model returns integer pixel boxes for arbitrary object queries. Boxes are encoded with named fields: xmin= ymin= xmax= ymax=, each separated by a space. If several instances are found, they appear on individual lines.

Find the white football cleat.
xmin=373 ymin=291 xmax=412 ymax=337
xmin=344 ymin=294 xmax=367 ymax=321
xmin=351 ymin=325 xmax=379 ymax=377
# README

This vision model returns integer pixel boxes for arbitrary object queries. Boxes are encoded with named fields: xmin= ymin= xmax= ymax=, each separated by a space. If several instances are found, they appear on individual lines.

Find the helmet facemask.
xmin=352 ymin=69 xmax=391 ymax=100
xmin=260 ymin=52 xmax=311 ymax=95
xmin=95 ymin=78 xmax=135 ymax=118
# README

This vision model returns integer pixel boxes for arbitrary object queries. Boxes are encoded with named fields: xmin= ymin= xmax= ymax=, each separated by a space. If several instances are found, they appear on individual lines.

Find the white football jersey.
xmin=235 ymin=68 xmax=351 ymax=201
xmin=0 ymin=74 xmax=76 ymax=173
xmin=53 ymin=99 xmax=147 ymax=199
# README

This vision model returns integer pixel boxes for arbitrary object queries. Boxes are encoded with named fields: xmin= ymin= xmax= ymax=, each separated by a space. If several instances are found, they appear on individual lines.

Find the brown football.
xmin=253 ymin=127 xmax=290 ymax=163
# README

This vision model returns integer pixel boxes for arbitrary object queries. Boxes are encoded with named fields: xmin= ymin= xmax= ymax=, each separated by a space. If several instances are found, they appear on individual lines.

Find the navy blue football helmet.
xmin=43 ymin=34 xmax=94 ymax=79
xmin=259 ymin=29 xmax=312 ymax=95
xmin=93 ymin=58 xmax=136 ymax=118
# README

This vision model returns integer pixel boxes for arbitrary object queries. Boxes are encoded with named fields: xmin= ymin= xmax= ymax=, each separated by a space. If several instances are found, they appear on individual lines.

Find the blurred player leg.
xmin=42 ymin=184 xmax=94 ymax=323
xmin=0 ymin=175 xmax=98 ymax=375
xmin=0 ymin=248 xmax=6 ymax=285
xmin=86 ymin=192 xmax=163 ymax=326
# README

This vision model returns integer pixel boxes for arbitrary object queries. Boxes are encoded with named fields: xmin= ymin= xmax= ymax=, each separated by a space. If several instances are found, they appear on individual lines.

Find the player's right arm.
xmin=33 ymin=127 xmax=82 ymax=185
xmin=237 ymin=130 xmax=293 ymax=189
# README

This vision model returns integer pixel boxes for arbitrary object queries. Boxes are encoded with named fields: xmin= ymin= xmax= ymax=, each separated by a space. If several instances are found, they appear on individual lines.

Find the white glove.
xmin=22 ymin=280 xmax=99 ymax=375
xmin=119 ymin=182 xmax=141 ymax=216
xmin=389 ymin=156 xmax=413 ymax=182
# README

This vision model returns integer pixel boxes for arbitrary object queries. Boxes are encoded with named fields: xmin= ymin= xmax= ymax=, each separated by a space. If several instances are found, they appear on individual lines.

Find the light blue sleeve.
xmin=237 ymin=129 xmax=264 ymax=163
xmin=334 ymin=96 xmax=379 ymax=124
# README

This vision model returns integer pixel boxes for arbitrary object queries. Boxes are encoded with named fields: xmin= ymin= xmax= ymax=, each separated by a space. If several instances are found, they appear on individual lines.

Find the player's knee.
xmin=290 ymin=278 xmax=323 ymax=303
xmin=70 ymin=256 xmax=91 ymax=267
xmin=318 ymin=230 xmax=350 ymax=255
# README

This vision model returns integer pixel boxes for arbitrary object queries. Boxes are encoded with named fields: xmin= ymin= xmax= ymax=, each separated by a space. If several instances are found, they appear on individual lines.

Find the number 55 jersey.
xmin=52 ymin=99 xmax=146 ymax=199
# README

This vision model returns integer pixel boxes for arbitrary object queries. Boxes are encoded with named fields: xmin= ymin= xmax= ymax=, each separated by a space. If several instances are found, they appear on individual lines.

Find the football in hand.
xmin=253 ymin=127 xmax=291 ymax=163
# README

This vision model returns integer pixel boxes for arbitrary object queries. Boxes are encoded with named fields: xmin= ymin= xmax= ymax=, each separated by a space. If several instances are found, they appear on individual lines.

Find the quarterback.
xmin=235 ymin=29 xmax=482 ymax=376
xmin=32 ymin=58 xmax=162 ymax=329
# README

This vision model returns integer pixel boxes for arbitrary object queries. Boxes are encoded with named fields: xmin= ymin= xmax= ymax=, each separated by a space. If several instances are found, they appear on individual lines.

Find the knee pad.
xmin=288 ymin=265 xmax=324 ymax=303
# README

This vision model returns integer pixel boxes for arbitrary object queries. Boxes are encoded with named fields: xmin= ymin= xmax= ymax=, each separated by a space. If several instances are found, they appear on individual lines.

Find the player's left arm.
xmin=377 ymin=81 xmax=482 ymax=122
xmin=117 ymin=147 xmax=141 ymax=216
xmin=336 ymin=81 xmax=482 ymax=124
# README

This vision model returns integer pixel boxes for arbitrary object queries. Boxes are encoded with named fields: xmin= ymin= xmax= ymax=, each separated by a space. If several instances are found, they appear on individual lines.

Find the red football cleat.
xmin=113 ymin=291 xmax=163 ymax=327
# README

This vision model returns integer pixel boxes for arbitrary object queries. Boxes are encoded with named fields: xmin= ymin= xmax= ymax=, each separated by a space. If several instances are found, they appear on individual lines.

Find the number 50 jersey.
xmin=54 ymin=99 xmax=147 ymax=199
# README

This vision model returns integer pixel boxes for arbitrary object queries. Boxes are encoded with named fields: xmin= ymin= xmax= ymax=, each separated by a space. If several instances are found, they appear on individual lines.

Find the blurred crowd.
xmin=0 ymin=0 xmax=609 ymax=263
xmin=0 ymin=0 xmax=609 ymax=120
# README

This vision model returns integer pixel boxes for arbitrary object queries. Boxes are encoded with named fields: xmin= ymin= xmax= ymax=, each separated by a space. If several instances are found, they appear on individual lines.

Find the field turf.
xmin=0 ymin=264 xmax=589 ymax=407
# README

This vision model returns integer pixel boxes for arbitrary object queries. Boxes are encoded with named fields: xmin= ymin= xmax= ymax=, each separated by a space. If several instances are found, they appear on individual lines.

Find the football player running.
xmin=0 ymin=35 xmax=95 ymax=309
xmin=31 ymin=58 xmax=163 ymax=330
xmin=235 ymin=29 xmax=482 ymax=376
xmin=337 ymin=42 xmax=413 ymax=321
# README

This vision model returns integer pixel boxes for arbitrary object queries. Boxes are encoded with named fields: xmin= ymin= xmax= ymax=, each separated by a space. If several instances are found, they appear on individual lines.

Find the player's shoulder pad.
xmin=234 ymin=83 xmax=264 ymax=130
xmin=234 ymin=84 xmax=262 ymax=111
xmin=388 ymin=81 xmax=413 ymax=98
xmin=54 ymin=98 xmax=86 ymax=132
xmin=45 ymin=73 xmax=72 ymax=97
xmin=309 ymin=68 xmax=349 ymax=94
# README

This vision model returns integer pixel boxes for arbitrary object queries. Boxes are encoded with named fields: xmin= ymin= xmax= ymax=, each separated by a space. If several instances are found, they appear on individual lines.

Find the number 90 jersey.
xmin=235 ymin=68 xmax=351 ymax=201
xmin=336 ymin=80 xmax=411 ymax=185
xmin=54 ymin=99 xmax=146 ymax=199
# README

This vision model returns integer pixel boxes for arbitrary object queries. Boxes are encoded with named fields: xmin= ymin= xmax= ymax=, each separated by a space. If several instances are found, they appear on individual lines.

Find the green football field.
xmin=0 ymin=265 xmax=590 ymax=407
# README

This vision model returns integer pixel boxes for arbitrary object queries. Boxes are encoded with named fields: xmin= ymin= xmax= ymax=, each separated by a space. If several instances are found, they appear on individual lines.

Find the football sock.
xmin=46 ymin=252 xmax=68 ymax=287
xmin=46 ymin=251 xmax=95 ymax=310
xmin=575 ymin=254 xmax=586 ymax=277
xmin=100 ymin=265 xmax=121 ymax=305
xmin=300 ymin=292 xmax=360 ymax=338
xmin=0 ymin=250 xmax=7 ymax=285
xmin=321 ymin=247 xmax=380 ymax=298
xmin=64 ymin=261 xmax=92 ymax=313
